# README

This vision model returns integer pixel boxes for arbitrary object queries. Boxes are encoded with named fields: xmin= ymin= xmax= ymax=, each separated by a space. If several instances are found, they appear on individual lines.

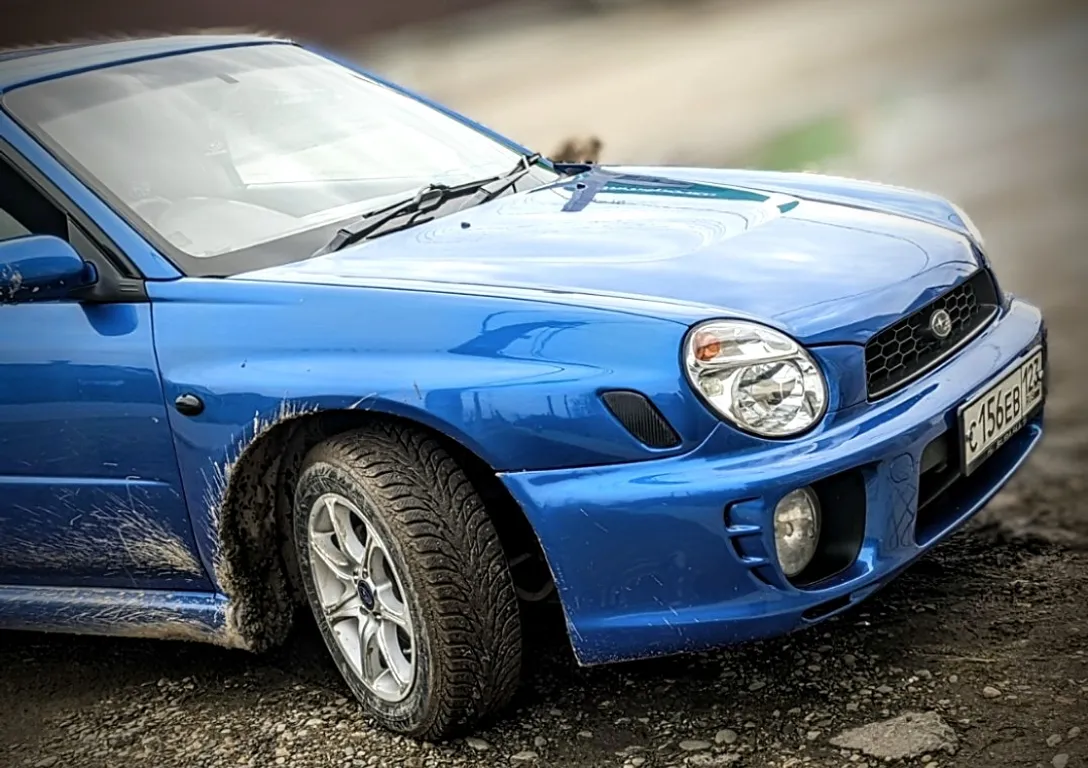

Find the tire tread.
xmin=298 ymin=421 xmax=521 ymax=738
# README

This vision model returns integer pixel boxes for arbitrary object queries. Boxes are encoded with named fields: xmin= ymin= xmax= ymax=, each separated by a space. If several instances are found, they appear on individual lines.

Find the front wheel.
xmin=292 ymin=423 xmax=522 ymax=739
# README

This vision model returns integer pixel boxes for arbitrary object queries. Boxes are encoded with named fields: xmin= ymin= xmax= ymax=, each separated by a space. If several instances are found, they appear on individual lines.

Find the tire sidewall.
xmin=293 ymin=459 xmax=437 ymax=732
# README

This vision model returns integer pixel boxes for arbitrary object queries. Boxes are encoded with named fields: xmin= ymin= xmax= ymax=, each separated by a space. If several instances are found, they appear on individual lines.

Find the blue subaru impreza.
xmin=0 ymin=35 xmax=1046 ymax=737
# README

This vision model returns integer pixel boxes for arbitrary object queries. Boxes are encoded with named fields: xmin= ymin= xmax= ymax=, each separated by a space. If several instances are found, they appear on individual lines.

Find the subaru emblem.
xmin=929 ymin=309 xmax=953 ymax=340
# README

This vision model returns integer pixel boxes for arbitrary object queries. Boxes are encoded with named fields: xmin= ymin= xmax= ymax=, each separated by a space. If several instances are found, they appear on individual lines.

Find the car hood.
xmin=237 ymin=167 xmax=983 ymax=345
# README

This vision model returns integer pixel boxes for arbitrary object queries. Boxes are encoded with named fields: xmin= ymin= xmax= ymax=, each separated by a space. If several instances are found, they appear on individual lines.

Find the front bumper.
xmin=500 ymin=298 xmax=1046 ymax=665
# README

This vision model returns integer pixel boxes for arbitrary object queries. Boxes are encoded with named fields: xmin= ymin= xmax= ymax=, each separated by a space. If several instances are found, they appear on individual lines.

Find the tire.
xmin=292 ymin=422 xmax=522 ymax=739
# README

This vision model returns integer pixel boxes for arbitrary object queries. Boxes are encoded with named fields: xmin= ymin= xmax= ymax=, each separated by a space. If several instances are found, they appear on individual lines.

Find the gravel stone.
xmin=715 ymin=729 xmax=738 ymax=745
xmin=685 ymin=754 xmax=740 ymax=766
xmin=982 ymin=687 xmax=1002 ymax=699
xmin=1052 ymin=755 xmax=1070 ymax=768
xmin=679 ymin=740 xmax=712 ymax=752
xmin=829 ymin=711 xmax=958 ymax=759
xmin=464 ymin=738 xmax=490 ymax=752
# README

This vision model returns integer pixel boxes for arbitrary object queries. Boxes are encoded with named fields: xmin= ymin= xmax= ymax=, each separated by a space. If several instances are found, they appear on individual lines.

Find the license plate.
xmin=959 ymin=347 xmax=1044 ymax=476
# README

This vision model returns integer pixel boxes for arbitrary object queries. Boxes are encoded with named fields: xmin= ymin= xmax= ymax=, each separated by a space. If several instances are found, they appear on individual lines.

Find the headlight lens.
xmin=683 ymin=320 xmax=828 ymax=437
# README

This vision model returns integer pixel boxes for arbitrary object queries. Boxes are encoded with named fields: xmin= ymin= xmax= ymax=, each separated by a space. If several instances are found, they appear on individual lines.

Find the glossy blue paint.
xmin=501 ymin=301 xmax=1045 ymax=664
xmin=0 ymin=585 xmax=229 ymax=643
xmin=0 ymin=234 xmax=96 ymax=301
xmin=149 ymin=277 xmax=712 ymax=477
xmin=619 ymin=166 xmax=982 ymax=247
xmin=0 ymin=296 xmax=211 ymax=589
xmin=0 ymin=36 xmax=1046 ymax=670
xmin=240 ymin=167 xmax=982 ymax=346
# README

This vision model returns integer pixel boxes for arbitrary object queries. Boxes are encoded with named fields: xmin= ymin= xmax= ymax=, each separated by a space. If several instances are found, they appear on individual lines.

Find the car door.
xmin=0 ymin=149 xmax=210 ymax=590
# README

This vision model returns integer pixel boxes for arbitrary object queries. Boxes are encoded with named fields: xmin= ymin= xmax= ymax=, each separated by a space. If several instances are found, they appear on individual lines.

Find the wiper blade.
xmin=313 ymin=183 xmax=453 ymax=257
xmin=312 ymin=153 xmax=542 ymax=257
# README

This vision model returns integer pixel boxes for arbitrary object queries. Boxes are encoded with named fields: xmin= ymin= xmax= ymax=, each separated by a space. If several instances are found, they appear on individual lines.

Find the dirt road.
xmin=2 ymin=1 xmax=1086 ymax=766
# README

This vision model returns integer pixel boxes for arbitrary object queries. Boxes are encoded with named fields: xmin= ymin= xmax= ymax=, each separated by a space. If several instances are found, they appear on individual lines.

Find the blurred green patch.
xmin=742 ymin=113 xmax=855 ymax=172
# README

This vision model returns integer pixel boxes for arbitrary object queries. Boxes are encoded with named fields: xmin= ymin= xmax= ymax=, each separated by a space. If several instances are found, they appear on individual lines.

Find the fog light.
xmin=773 ymin=487 xmax=821 ymax=578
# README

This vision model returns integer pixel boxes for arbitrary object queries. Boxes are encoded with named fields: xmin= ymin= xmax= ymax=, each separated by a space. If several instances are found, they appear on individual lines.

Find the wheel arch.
xmin=208 ymin=402 xmax=551 ymax=653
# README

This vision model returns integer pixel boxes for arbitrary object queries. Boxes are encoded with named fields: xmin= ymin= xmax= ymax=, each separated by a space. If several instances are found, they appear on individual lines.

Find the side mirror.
xmin=0 ymin=235 xmax=96 ymax=304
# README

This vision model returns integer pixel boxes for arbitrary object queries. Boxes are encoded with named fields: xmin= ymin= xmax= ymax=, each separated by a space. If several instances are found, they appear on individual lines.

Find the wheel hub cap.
xmin=356 ymin=580 xmax=376 ymax=611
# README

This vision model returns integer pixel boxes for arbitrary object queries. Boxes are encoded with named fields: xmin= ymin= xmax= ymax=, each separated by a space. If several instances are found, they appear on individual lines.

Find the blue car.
xmin=0 ymin=34 xmax=1046 ymax=738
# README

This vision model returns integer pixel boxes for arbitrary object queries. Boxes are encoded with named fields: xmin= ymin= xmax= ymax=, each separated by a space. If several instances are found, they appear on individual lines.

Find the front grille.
xmin=865 ymin=270 xmax=1000 ymax=398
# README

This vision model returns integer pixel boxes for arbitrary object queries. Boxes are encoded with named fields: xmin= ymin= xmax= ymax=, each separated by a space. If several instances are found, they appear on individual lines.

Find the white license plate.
xmin=959 ymin=347 xmax=1044 ymax=476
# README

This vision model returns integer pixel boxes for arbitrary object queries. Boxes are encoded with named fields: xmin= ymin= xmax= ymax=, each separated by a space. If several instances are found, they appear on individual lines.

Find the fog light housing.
xmin=773 ymin=487 xmax=822 ymax=578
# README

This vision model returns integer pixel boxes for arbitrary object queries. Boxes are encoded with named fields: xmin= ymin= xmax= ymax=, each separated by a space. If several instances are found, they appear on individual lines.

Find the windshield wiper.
xmin=312 ymin=182 xmax=462 ymax=257
xmin=471 ymin=152 xmax=541 ymax=204
xmin=312 ymin=152 xmax=543 ymax=257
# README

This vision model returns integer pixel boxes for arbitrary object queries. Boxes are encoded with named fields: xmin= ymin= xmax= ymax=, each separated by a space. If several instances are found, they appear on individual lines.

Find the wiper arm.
xmin=313 ymin=183 xmax=453 ymax=257
xmin=312 ymin=153 xmax=543 ymax=257
xmin=471 ymin=152 xmax=542 ymax=204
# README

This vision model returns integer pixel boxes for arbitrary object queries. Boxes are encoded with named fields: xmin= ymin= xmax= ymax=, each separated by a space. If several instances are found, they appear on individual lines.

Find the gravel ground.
xmin=2 ymin=1 xmax=1086 ymax=766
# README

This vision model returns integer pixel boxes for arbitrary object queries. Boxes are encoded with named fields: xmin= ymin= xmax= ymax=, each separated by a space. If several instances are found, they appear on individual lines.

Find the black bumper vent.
xmin=865 ymin=269 xmax=1000 ymax=399
xmin=601 ymin=390 xmax=681 ymax=449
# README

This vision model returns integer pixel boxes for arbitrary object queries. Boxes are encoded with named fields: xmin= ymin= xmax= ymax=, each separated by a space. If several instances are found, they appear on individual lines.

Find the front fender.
xmin=148 ymin=277 xmax=721 ymax=575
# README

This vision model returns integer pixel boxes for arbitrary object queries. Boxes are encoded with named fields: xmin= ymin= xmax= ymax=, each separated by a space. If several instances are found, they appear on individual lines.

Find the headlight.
xmin=950 ymin=202 xmax=986 ymax=249
xmin=683 ymin=320 xmax=828 ymax=437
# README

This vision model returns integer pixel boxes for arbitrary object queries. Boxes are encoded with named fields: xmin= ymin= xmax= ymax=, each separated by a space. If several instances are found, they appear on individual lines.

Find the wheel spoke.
xmin=374 ymin=583 xmax=410 ymax=630
xmin=325 ymin=590 xmax=362 ymax=623
xmin=360 ymin=614 xmax=383 ymax=683
xmin=362 ymin=524 xmax=382 ymax=577
xmin=377 ymin=621 xmax=412 ymax=690
xmin=310 ymin=531 xmax=355 ymax=581
xmin=327 ymin=497 xmax=365 ymax=566
xmin=332 ymin=611 xmax=363 ymax=677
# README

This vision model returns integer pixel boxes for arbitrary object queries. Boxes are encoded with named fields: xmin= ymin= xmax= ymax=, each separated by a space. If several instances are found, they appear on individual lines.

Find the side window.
xmin=0 ymin=156 xmax=67 ymax=243
xmin=0 ymin=207 xmax=28 ymax=241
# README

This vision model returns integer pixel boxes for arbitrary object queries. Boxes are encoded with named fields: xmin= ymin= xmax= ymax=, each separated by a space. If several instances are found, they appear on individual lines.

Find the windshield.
xmin=3 ymin=43 xmax=538 ymax=276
